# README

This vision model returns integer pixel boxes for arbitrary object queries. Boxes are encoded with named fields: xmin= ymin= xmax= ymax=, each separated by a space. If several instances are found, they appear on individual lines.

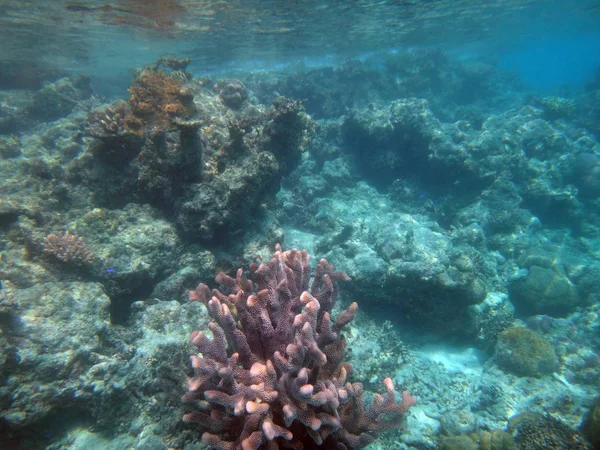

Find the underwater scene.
xmin=2 ymin=1 xmax=600 ymax=449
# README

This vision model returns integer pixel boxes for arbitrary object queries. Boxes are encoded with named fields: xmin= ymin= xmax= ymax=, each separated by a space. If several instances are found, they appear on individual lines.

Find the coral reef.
xmin=174 ymin=95 xmax=315 ymax=241
xmin=83 ymin=61 xmax=315 ymax=240
xmin=0 ymin=60 xmax=63 ymax=90
xmin=183 ymin=245 xmax=415 ymax=449
xmin=0 ymin=281 xmax=208 ymax=450
xmin=3 ymin=45 xmax=600 ymax=450
xmin=0 ymin=282 xmax=112 ymax=431
xmin=84 ymin=65 xmax=198 ymax=200
xmin=338 ymin=98 xmax=596 ymax=232
xmin=277 ymin=174 xmax=497 ymax=340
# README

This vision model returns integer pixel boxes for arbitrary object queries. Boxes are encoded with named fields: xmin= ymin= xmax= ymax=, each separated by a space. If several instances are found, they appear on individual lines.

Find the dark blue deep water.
xmin=1 ymin=1 xmax=600 ymax=450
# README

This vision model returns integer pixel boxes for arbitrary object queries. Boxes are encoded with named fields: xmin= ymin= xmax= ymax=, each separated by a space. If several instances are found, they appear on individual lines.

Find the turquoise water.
xmin=1 ymin=1 xmax=600 ymax=449
xmin=500 ymin=33 xmax=600 ymax=89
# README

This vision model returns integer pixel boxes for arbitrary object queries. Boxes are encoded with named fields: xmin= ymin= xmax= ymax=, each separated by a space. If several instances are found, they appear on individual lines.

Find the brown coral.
xmin=184 ymin=245 xmax=415 ymax=449
xmin=86 ymin=66 xmax=195 ymax=138
xmin=164 ymin=102 xmax=184 ymax=116
xmin=217 ymin=79 xmax=248 ymax=110
xmin=125 ymin=70 xmax=195 ymax=133
xmin=87 ymin=100 xmax=130 ymax=137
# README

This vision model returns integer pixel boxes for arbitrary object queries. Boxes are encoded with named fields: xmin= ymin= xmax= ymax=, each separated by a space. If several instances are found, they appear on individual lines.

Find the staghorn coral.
xmin=42 ymin=231 xmax=95 ymax=266
xmin=184 ymin=245 xmax=415 ymax=449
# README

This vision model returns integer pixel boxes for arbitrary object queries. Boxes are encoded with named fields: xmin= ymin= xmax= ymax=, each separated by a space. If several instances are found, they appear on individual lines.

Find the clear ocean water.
xmin=1 ymin=1 xmax=600 ymax=449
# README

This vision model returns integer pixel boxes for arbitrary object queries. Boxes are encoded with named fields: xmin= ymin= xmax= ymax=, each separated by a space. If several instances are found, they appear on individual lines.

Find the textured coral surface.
xmin=126 ymin=70 xmax=195 ymax=134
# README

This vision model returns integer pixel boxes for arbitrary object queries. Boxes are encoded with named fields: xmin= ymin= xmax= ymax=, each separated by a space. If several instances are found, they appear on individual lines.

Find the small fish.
xmin=105 ymin=268 xmax=116 ymax=274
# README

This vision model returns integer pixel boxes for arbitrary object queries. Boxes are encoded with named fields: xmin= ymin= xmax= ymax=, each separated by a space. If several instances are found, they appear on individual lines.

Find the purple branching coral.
xmin=184 ymin=245 xmax=416 ymax=449
xmin=42 ymin=231 xmax=95 ymax=266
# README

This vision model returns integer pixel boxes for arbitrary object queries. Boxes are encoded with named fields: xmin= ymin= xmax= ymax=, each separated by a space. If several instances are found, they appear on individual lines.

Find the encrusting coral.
xmin=126 ymin=69 xmax=195 ymax=133
xmin=184 ymin=245 xmax=415 ymax=449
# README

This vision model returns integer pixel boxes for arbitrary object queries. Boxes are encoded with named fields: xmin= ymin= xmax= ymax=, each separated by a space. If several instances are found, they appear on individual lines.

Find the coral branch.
xmin=42 ymin=231 xmax=95 ymax=266
xmin=185 ymin=245 xmax=414 ymax=449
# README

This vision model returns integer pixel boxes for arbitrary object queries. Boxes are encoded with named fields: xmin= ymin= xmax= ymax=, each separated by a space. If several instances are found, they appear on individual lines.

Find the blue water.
xmin=500 ymin=33 xmax=600 ymax=90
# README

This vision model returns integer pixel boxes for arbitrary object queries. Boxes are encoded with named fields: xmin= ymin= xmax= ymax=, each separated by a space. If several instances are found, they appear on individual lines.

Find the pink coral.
xmin=184 ymin=245 xmax=414 ymax=449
